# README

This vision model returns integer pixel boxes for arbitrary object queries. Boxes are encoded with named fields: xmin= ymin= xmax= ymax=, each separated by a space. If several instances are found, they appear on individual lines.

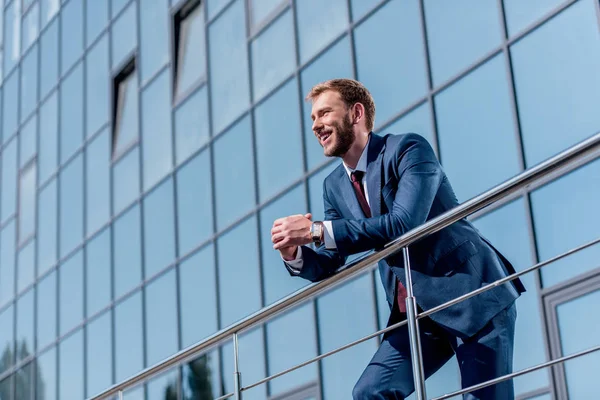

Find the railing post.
xmin=118 ymin=390 xmax=123 ymax=400
xmin=403 ymin=247 xmax=427 ymax=400
xmin=233 ymin=333 xmax=242 ymax=400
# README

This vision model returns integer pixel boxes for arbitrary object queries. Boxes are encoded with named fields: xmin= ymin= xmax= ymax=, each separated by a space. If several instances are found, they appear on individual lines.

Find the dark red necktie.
xmin=350 ymin=171 xmax=407 ymax=312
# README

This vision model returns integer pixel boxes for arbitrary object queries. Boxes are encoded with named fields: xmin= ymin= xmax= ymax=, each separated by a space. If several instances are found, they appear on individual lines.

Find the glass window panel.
xmin=318 ymin=274 xmax=378 ymax=400
xmin=0 ymin=221 xmax=16 ymax=307
xmin=141 ymin=69 xmax=173 ymax=190
xmin=86 ymin=128 xmax=111 ymax=236
xmin=381 ymin=103 xmax=435 ymax=153
xmin=115 ymin=291 xmax=143 ymax=382
xmin=16 ymin=289 xmax=34 ymax=361
xmin=217 ymin=217 xmax=260 ymax=327
xmin=350 ymin=0 xmax=381 ymax=21
xmin=19 ymin=163 xmax=37 ymax=242
xmin=143 ymin=179 xmax=176 ymax=278
xmin=38 ymin=179 xmax=57 ymax=276
xmin=146 ymin=369 xmax=178 ymax=400
xmin=511 ymin=0 xmax=600 ymax=167
xmin=113 ymin=69 xmax=139 ymax=157
xmin=36 ymin=272 xmax=57 ymax=352
xmin=20 ymin=114 xmax=37 ymax=168
xmin=176 ymin=150 xmax=213 ymax=256
xmin=255 ymin=79 xmax=303 ymax=201
xmin=59 ymin=154 xmax=84 ymax=258
xmin=531 ymin=159 xmax=600 ymax=288
xmin=251 ymin=10 xmax=295 ymax=101
xmin=37 ymin=347 xmax=57 ymax=400
xmin=60 ymin=0 xmax=83 ymax=75
xmin=122 ymin=386 xmax=144 ymax=400
xmin=58 ymin=329 xmax=83 ymax=400
xmin=0 ymin=305 xmax=14 ymax=374
xmin=139 ymin=0 xmax=169 ymax=82
xmin=39 ymin=92 xmax=58 ymax=185
xmin=112 ymin=147 xmax=141 ymax=216
xmin=307 ymin=162 xmax=338 ymax=222
xmin=15 ymin=362 xmax=34 ymax=400
xmin=86 ymin=0 xmax=108 ymax=46
xmin=111 ymin=3 xmax=137 ymax=69
xmin=181 ymin=351 xmax=221 ymax=400
xmin=213 ymin=116 xmax=255 ymax=229
xmin=21 ymin=45 xmax=39 ymax=122
xmin=41 ymin=0 xmax=60 ymax=26
xmin=0 ymin=377 xmax=12 ymax=400
xmin=175 ymin=2 xmax=206 ymax=97
xmin=112 ymin=0 xmax=129 ymax=17
xmin=2 ymin=139 xmax=18 ymax=222
xmin=503 ymin=0 xmax=566 ymax=36
xmin=208 ymin=0 xmax=250 ymax=134
xmin=145 ymin=269 xmax=178 ymax=366
xmin=296 ymin=0 xmax=348 ymax=64
xmin=17 ymin=240 xmax=35 ymax=293
xmin=4 ymin=1 xmax=21 ymax=75
xmin=86 ymin=311 xmax=113 ymax=397
xmin=59 ymin=250 xmax=83 ymax=335
xmin=114 ymin=205 xmax=142 ymax=299
xmin=86 ymin=228 xmax=111 ymax=317
xmin=266 ymin=304 xmax=317 ymax=395
xmin=556 ymin=289 xmax=600 ymax=399
xmin=3 ymin=70 xmax=20 ymax=143
xmin=60 ymin=63 xmax=84 ymax=163
xmin=174 ymin=87 xmax=209 ymax=165
xmin=259 ymin=185 xmax=308 ymax=305
xmin=221 ymin=327 xmax=266 ymax=400
xmin=22 ymin=3 xmax=39 ymax=53
xmin=86 ymin=35 xmax=110 ymax=138
xmin=435 ymin=55 xmax=520 ymax=202
xmin=250 ymin=0 xmax=282 ymax=27
xmin=40 ymin=19 xmax=59 ymax=99
xmin=207 ymin=0 xmax=230 ymax=19
xmin=179 ymin=246 xmax=218 ymax=348
xmin=300 ymin=36 xmax=353 ymax=170
xmin=473 ymin=199 xmax=548 ymax=394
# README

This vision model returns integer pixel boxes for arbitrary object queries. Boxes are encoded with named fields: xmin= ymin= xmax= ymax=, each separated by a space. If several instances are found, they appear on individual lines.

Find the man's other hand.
xmin=272 ymin=213 xmax=313 ymax=257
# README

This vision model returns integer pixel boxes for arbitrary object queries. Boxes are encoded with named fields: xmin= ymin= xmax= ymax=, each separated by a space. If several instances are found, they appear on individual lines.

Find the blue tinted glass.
xmin=296 ymin=0 xmax=348 ymax=64
xmin=217 ymin=217 xmax=260 ymax=327
xmin=354 ymin=0 xmax=428 ymax=128
xmin=0 ymin=221 xmax=16 ymax=307
xmin=21 ymin=46 xmax=39 ymax=122
xmin=4 ymin=2 xmax=20 ymax=75
xmin=114 ymin=205 xmax=142 ymax=299
xmin=557 ymin=289 xmax=600 ymax=399
xmin=473 ymin=199 xmax=548 ymax=394
xmin=113 ymin=147 xmax=141 ymax=216
xmin=59 ymin=329 xmax=83 ymax=399
xmin=112 ymin=0 xmax=129 ymax=17
xmin=37 ymin=348 xmax=57 ymax=400
xmin=59 ymin=250 xmax=83 ymax=335
xmin=60 ymin=0 xmax=83 ymax=75
xmin=421 ymin=360 xmax=461 ymax=399
xmin=176 ymin=150 xmax=213 ymax=256
xmin=175 ymin=3 xmax=206 ymax=97
xmin=222 ymin=327 xmax=266 ymax=400
xmin=147 ymin=369 xmax=179 ymax=400
xmin=250 ymin=0 xmax=282 ymax=26
xmin=179 ymin=246 xmax=218 ymax=348
xmin=60 ymin=63 xmax=84 ymax=163
xmin=20 ymin=114 xmax=37 ymax=168
xmin=213 ymin=116 xmax=255 ymax=229
xmin=40 ymin=19 xmax=59 ymax=99
xmin=111 ymin=3 xmax=137 ymax=69
xmin=307 ymin=162 xmax=338 ymax=221
xmin=0 ymin=378 xmax=12 ymax=400
xmin=114 ymin=70 xmax=139 ymax=156
xmin=503 ymin=0 xmax=566 ymax=36
xmin=86 ymin=311 xmax=113 ymax=397
xmin=350 ymin=0 xmax=381 ymax=21
xmin=251 ymin=10 xmax=295 ymax=101
xmin=143 ymin=178 xmax=176 ymax=278
xmin=59 ymin=154 xmax=84 ymax=258
xmin=39 ymin=92 xmax=59 ymax=185
xmin=1 ymin=139 xmax=17 ymax=222
xmin=86 ymin=228 xmax=112 ymax=317
xmin=37 ymin=272 xmax=57 ymax=351
xmin=300 ymin=36 xmax=353 ymax=170
xmin=16 ymin=289 xmax=34 ymax=360
xmin=22 ymin=4 xmax=40 ymax=52
xmin=86 ymin=128 xmax=111 ymax=236
xmin=175 ymin=87 xmax=209 ymax=165
xmin=86 ymin=35 xmax=110 ymax=138
xmin=15 ymin=362 xmax=34 ymax=400
xmin=511 ymin=0 xmax=600 ymax=167
xmin=424 ymin=0 xmax=502 ymax=86
xmin=208 ymin=0 xmax=250 ymax=134
xmin=3 ymin=70 xmax=19 ymax=143
xmin=145 ymin=269 xmax=178 ymax=366
xmin=122 ymin=386 xmax=145 ymax=400
xmin=0 ymin=305 xmax=14 ymax=374
xmin=141 ymin=69 xmax=173 ymax=190
xmin=381 ymin=103 xmax=435 ymax=154
xmin=255 ymin=79 xmax=304 ymax=201
xmin=266 ymin=304 xmax=317 ymax=395
xmin=38 ymin=179 xmax=58 ymax=276
xmin=373 ymin=270 xmax=390 ymax=329
xmin=140 ymin=0 xmax=169 ymax=83
xmin=435 ymin=55 xmax=520 ymax=202
xmin=259 ymin=185 xmax=308 ymax=304
xmin=86 ymin=0 xmax=108 ymax=46
xmin=207 ymin=0 xmax=230 ymax=19
xmin=17 ymin=240 xmax=35 ymax=293
xmin=41 ymin=0 xmax=60 ymax=26
xmin=531 ymin=159 xmax=600 ymax=288
xmin=182 ymin=351 xmax=221 ymax=399
xmin=19 ymin=163 xmax=37 ymax=241
xmin=115 ymin=292 xmax=143 ymax=381
xmin=318 ymin=274 xmax=378 ymax=399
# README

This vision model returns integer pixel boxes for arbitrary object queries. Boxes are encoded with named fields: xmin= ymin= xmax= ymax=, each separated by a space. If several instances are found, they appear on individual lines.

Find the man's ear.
xmin=352 ymin=103 xmax=365 ymax=125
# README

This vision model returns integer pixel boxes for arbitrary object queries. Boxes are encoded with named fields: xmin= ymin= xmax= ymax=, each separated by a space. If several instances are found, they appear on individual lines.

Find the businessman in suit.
xmin=270 ymin=79 xmax=526 ymax=399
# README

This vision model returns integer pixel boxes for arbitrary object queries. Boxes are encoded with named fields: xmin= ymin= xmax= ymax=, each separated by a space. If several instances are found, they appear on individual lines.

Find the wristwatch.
xmin=310 ymin=221 xmax=324 ymax=247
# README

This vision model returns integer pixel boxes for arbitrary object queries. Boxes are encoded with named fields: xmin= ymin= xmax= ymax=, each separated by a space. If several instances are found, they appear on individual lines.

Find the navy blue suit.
xmin=287 ymin=133 xmax=525 ymax=399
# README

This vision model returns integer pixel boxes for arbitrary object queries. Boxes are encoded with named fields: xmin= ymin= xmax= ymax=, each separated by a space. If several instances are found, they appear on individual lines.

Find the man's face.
xmin=310 ymin=91 xmax=355 ymax=158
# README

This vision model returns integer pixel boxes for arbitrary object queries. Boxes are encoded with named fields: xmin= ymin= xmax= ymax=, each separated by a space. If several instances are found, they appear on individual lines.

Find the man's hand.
xmin=271 ymin=213 xmax=313 ymax=259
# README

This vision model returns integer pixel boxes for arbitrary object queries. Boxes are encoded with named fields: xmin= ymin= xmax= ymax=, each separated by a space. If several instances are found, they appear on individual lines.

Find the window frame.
xmin=111 ymin=56 xmax=139 ymax=161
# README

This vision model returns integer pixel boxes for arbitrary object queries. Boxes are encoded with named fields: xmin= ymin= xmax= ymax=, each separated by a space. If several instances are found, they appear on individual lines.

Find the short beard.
xmin=324 ymin=114 xmax=355 ymax=158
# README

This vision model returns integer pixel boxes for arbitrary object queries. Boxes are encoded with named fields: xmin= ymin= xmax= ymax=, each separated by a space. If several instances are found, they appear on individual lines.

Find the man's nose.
xmin=312 ymin=118 xmax=322 ymax=133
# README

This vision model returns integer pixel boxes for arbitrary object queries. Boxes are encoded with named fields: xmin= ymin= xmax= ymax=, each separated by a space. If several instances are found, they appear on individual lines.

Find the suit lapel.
xmin=339 ymin=172 xmax=366 ymax=219
xmin=366 ymin=134 xmax=386 ymax=217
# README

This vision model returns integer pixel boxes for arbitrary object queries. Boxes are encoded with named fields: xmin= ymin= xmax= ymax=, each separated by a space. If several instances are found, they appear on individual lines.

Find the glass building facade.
xmin=0 ymin=0 xmax=599 ymax=399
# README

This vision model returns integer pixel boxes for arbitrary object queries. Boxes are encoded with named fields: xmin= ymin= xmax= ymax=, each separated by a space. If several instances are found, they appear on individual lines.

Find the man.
xmin=270 ymin=78 xmax=525 ymax=399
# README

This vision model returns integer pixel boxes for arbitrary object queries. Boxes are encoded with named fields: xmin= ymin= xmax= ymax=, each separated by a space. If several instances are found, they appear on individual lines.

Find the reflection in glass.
xmin=86 ymin=128 xmax=111 ymax=236
xmin=350 ymin=0 xmax=381 ymax=21
xmin=0 ymin=305 xmax=14 ymax=374
xmin=307 ymin=162 xmax=338 ymax=222
xmin=20 ymin=114 xmax=37 ymax=168
xmin=222 ymin=328 xmax=266 ymax=400
xmin=147 ymin=369 xmax=179 ymax=400
xmin=41 ymin=0 xmax=60 ymax=26
xmin=4 ymin=1 xmax=21 ymax=75
xmin=113 ymin=147 xmax=141 ymax=216
xmin=19 ymin=163 xmax=37 ymax=242
xmin=86 ymin=35 xmax=110 ymax=138
xmin=16 ymin=289 xmax=34 ymax=362
xmin=296 ymin=0 xmax=347 ymax=64
xmin=59 ymin=251 xmax=84 ymax=336
xmin=0 ymin=377 xmax=12 ymax=400
xmin=3 ymin=70 xmax=19 ymax=143
xmin=112 ymin=0 xmax=129 ymax=17
xmin=40 ymin=19 xmax=59 ymax=99
xmin=114 ymin=206 xmax=143 ymax=299
xmin=112 ymin=3 xmax=137 ymax=70
xmin=86 ymin=0 xmax=108 ymax=46
xmin=17 ymin=240 xmax=35 ymax=293
xmin=182 ymin=351 xmax=221 ymax=400
xmin=140 ymin=0 xmax=170 ymax=82
xmin=15 ymin=362 xmax=34 ymax=400
xmin=22 ymin=3 xmax=39 ymax=52
xmin=86 ymin=228 xmax=112 ymax=317
xmin=503 ymin=0 xmax=565 ymax=36
xmin=175 ymin=87 xmax=209 ymax=165
xmin=207 ymin=0 xmax=230 ymax=19
xmin=38 ymin=179 xmax=57 ymax=276
xmin=115 ymin=292 xmax=143 ymax=382
xmin=59 ymin=329 xmax=84 ymax=399
xmin=379 ymin=103 xmax=435 ymax=155
xmin=60 ymin=63 xmax=84 ymax=163
xmin=37 ymin=347 xmax=57 ymax=400
xmin=175 ymin=1 xmax=206 ymax=97
xmin=1 ymin=139 xmax=17 ymax=222
xmin=86 ymin=311 xmax=113 ymax=397
xmin=144 ymin=179 xmax=176 ymax=277
xmin=37 ymin=272 xmax=57 ymax=351
xmin=0 ymin=222 xmax=16 ymax=307
xmin=60 ymin=0 xmax=83 ymax=75
xmin=146 ymin=270 xmax=178 ymax=366
xmin=59 ymin=154 xmax=84 ymax=258
xmin=21 ymin=45 xmax=39 ymax=122
xmin=113 ymin=63 xmax=139 ymax=156
xmin=39 ymin=92 xmax=58 ymax=185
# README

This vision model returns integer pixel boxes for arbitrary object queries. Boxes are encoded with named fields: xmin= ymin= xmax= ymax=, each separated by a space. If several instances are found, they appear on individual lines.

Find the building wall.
xmin=0 ymin=0 xmax=599 ymax=399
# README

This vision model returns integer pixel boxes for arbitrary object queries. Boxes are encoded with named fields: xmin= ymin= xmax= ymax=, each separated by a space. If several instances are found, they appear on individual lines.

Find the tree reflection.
xmin=0 ymin=340 xmax=40 ymax=400
xmin=163 ymin=353 xmax=217 ymax=400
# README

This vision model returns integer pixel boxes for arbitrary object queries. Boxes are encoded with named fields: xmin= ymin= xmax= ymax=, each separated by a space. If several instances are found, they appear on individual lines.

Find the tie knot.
xmin=351 ymin=171 xmax=364 ymax=183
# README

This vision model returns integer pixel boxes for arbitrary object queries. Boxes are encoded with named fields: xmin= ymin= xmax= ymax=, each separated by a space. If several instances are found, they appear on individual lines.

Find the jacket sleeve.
xmin=331 ymin=134 xmax=443 ymax=257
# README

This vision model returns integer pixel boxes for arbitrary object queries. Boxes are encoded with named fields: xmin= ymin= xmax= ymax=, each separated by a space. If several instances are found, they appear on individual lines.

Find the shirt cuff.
xmin=323 ymin=221 xmax=337 ymax=249
xmin=283 ymin=246 xmax=304 ymax=272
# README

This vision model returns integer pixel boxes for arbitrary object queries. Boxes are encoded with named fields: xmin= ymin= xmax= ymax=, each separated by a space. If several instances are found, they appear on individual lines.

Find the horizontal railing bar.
xmin=431 ymin=344 xmax=600 ymax=400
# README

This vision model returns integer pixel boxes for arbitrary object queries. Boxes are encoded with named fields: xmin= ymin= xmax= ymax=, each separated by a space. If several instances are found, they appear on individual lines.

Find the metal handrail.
xmin=89 ymin=131 xmax=600 ymax=400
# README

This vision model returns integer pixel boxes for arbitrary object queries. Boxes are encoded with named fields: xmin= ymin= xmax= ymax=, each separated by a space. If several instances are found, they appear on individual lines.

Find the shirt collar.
xmin=342 ymin=135 xmax=370 ymax=179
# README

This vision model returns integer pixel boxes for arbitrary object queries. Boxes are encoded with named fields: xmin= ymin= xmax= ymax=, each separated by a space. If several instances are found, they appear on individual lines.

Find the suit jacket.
xmin=287 ymin=132 xmax=525 ymax=338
